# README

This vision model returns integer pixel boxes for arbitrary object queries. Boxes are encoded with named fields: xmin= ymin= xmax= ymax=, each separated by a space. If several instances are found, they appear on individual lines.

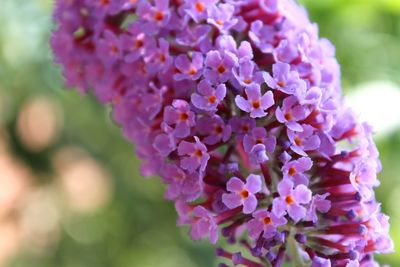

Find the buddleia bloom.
xmin=51 ymin=0 xmax=393 ymax=266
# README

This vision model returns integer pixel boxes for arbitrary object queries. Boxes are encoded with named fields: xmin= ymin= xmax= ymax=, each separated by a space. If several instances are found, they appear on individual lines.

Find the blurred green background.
xmin=0 ymin=0 xmax=399 ymax=266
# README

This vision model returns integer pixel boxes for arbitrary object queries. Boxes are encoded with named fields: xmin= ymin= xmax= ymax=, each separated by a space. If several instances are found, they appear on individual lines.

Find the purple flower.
xmin=248 ymin=144 xmax=269 ymax=165
xmin=146 ymin=38 xmax=173 ymax=74
xmin=243 ymin=127 xmax=276 ymax=164
xmin=248 ymin=20 xmax=276 ymax=53
xmin=52 ymin=0 xmax=393 ymax=265
xmin=243 ymin=127 xmax=276 ymax=153
xmin=206 ymin=3 xmax=238 ymax=34
xmin=163 ymin=100 xmax=196 ymax=138
xmin=229 ymin=116 xmax=256 ymax=140
xmin=282 ymin=157 xmax=313 ymax=186
xmin=196 ymin=115 xmax=231 ymax=145
xmin=184 ymin=0 xmax=217 ymax=23
xmin=178 ymin=136 xmax=210 ymax=173
xmin=137 ymin=0 xmax=171 ymax=32
xmin=350 ymin=160 xmax=379 ymax=199
xmin=216 ymin=36 xmax=254 ymax=61
xmin=204 ymin=50 xmax=237 ymax=84
xmin=121 ymin=23 xmax=156 ymax=63
xmin=96 ymin=30 xmax=122 ymax=67
xmin=247 ymin=209 xmax=287 ymax=239
xmin=311 ymin=257 xmax=331 ymax=267
xmin=174 ymin=52 xmax=204 ymax=81
xmin=232 ymin=59 xmax=265 ymax=88
xmin=276 ymin=96 xmax=308 ymax=132
xmin=176 ymin=25 xmax=211 ymax=47
xmin=306 ymin=193 xmax=331 ymax=223
xmin=274 ymin=39 xmax=300 ymax=64
xmin=222 ymin=174 xmax=262 ymax=214
xmin=287 ymin=125 xmax=321 ymax=156
xmin=259 ymin=0 xmax=279 ymax=14
xmin=190 ymin=206 xmax=218 ymax=244
xmin=264 ymin=62 xmax=302 ymax=95
xmin=191 ymin=79 xmax=226 ymax=111
xmin=272 ymin=178 xmax=312 ymax=222
xmin=161 ymin=164 xmax=202 ymax=201
xmin=235 ymin=84 xmax=274 ymax=118
xmin=153 ymin=124 xmax=177 ymax=157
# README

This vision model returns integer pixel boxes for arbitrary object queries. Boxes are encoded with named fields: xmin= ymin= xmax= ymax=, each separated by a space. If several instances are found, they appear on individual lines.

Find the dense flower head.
xmin=52 ymin=0 xmax=393 ymax=266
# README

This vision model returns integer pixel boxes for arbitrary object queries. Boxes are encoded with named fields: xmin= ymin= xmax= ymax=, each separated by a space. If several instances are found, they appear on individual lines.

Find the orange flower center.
xmin=263 ymin=217 xmax=272 ymax=225
xmin=252 ymin=100 xmax=261 ymax=109
xmin=215 ymin=125 xmax=223 ymax=134
xmin=195 ymin=2 xmax=205 ymax=12
xmin=288 ymin=167 xmax=296 ymax=176
xmin=100 ymin=0 xmax=110 ymax=6
xmin=285 ymin=195 xmax=295 ymax=205
xmin=240 ymin=190 xmax=249 ymax=199
xmin=179 ymin=112 xmax=189 ymax=121
xmin=216 ymin=19 xmax=224 ymax=26
xmin=244 ymin=79 xmax=252 ymax=84
xmin=208 ymin=95 xmax=217 ymax=104
xmin=154 ymin=11 xmax=164 ymax=21
xmin=241 ymin=124 xmax=249 ymax=132
xmin=111 ymin=44 xmax=119 ymax=55
xmin=135 ymin=39 xmax=144 ymax=48
xmin=159 ymin=53 xmax=166 ymax=62
xmin=294 ymin=137 xmax=302 ymax=146
xmin=194 ymin=149 xmax=203 ymax=157
xmin=188 ymin=67 xmax=197 ymax=75
xmin=217 ymin=64 xmax=226 ymax=74
xmin=284 ymin=113 xmax=293 ymax=121
xmin=277 ymin=81 xmax=285 ymax=87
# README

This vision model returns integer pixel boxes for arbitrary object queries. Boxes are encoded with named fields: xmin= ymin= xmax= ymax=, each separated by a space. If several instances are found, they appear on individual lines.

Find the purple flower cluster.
xmin=51 ymin=0 xmax=393 ymax=266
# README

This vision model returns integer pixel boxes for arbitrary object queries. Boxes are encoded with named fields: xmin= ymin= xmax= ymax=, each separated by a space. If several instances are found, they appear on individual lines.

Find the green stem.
xmin=287 ymin=234 xmax=308 ymax=267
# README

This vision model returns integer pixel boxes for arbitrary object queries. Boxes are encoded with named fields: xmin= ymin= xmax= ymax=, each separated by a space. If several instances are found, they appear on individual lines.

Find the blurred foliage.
xmin=0 ymin=0 xmax=399 ymax=266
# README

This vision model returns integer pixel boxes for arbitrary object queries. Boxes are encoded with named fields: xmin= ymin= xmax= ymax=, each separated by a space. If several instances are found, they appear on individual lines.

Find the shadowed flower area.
xmin=0 ymin=0 xmax=399 ymax=266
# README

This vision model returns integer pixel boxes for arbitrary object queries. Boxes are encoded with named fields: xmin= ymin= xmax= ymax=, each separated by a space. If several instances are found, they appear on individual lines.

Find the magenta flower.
xmin=191 ymin=79 xmax=226 ymax=111
xmin=272 ymin=179 xmax=312 ymax=223
xmin=222 ymin=174 xmax=262 ymax=214
xmin=235 ymin=84 xmax=274 ymax=118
